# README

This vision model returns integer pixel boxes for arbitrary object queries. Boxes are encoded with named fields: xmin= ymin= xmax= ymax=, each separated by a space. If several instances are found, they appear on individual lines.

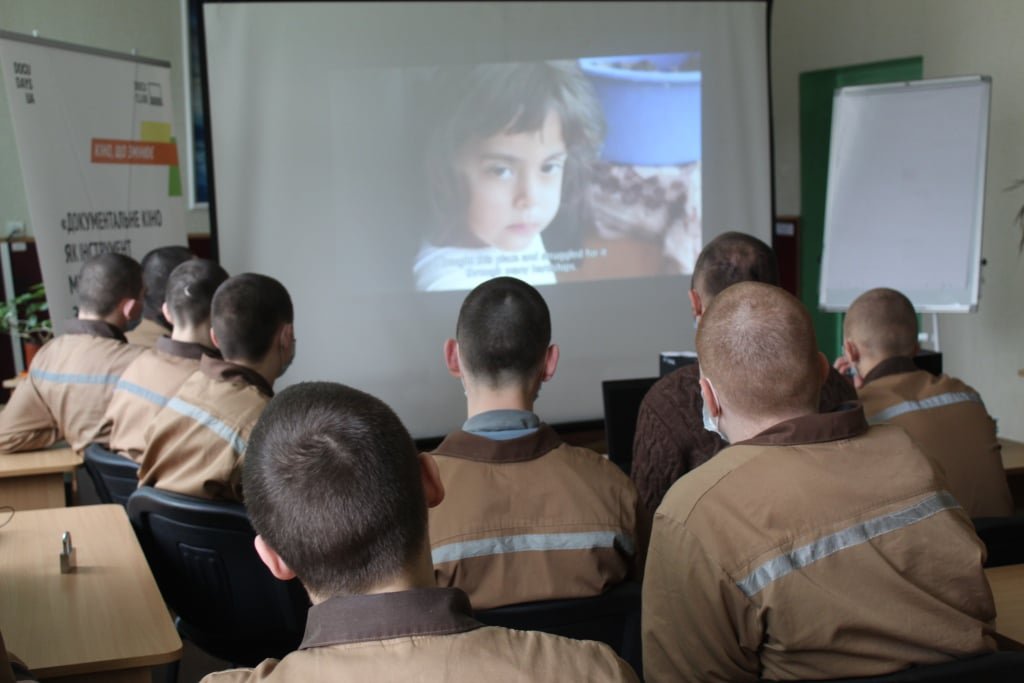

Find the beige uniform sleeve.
xmin=642 ymin=515 xmax=761 ymax=683
xmin=0 ymin=376 xmax=60 ymax=453
xmin=199 ymin=659 xmax=278 ymax=682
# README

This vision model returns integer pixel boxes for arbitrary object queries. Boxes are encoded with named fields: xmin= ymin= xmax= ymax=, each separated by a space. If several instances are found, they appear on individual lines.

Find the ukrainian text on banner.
xmin=0 ymin=31 xmax=188 ymax=333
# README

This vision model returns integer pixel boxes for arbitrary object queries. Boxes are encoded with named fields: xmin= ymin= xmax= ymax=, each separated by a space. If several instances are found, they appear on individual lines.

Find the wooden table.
xmin=0 ymin=446 xmax=80 ymax=511
xmin=987 ymin=564 xmax=1024 ymax=647
xmin=0 ymin=505 xmax=182 ymax=681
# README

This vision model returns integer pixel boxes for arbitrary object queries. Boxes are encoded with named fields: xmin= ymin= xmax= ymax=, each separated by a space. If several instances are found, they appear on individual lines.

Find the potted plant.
xmin=0 ymin=283 xmax=54 ymax=369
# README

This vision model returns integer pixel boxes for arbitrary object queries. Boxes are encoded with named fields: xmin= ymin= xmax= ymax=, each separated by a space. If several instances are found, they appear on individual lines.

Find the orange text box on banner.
xmin=90 ymin=138 xmax=179 ymax=165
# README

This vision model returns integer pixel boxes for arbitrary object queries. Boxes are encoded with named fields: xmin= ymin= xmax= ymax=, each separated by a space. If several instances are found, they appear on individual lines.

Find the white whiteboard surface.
xmin=820 ymin=76 xmax=990 ymax=313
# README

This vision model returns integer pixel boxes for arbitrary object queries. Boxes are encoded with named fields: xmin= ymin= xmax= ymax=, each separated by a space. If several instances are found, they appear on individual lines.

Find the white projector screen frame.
xmin=200 ymin=1 xmax=773 ymax=438
xmin=820 ymin=76 xmax=990 ymax=313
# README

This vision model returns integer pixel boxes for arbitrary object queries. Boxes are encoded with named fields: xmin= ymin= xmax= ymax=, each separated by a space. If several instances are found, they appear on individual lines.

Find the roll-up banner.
xmin=0 ymin=30 xmax=188 ymax=334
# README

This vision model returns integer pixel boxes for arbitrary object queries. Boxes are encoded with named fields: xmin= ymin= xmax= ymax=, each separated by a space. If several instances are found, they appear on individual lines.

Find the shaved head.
xmin=697 ymin=282 xmax=822 ymax=417
xmin=844 ymin=288 xmax=918 ymax=359
xmin=692 ymin=232 xmax=779 ymax=300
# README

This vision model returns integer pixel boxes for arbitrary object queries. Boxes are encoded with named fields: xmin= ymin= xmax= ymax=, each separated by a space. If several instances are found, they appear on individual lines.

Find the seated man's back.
xmin=207 ymin=589 xmax=636 ymax=682
xmin=631 ymin=232 xmax=857 ymax=515
xmin=201 ymin=381 xmax=638 ymax=682
xmin=105 ymin=259 xmax=227 ymax=462
xmin=137 ymin=273 xmax=294 ymax=501
xmin=138 ymin=355 xmax=272 ymax=500
xmin=643 ymin=282 xmax=995 ymax=683
xmin=0 ymin=255 xmax=145 ymax=453
xmin=429 ymin=420 xmax=642 ymax=609
xmin=841 ymin=288 xmax=1012 ymax=518
xmin=426 ymin=277 xmax=644 ymax=609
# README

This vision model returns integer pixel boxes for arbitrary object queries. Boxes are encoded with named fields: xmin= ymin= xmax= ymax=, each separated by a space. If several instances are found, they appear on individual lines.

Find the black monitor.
xmin=602 ymin=377 xmax=658 ymax=474
xmin=913 ymin=349 xmax=942 ymax=376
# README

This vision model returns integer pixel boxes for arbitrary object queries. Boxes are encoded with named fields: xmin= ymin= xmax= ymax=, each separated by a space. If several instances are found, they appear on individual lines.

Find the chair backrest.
xmin=814 ymin=651 xmax=1024 ymax=682
xmin=474 ymin=580 xmax=642 ymax=677
xmin=602 ymin=378 xmax=658 ymax=474
xmin=83 ymin=443 xmax=140 ymax=507
xmin=972 ymin=515 xmax=1024 ymax=567
xmin=127 ymin=486 xmax=310 ymax=666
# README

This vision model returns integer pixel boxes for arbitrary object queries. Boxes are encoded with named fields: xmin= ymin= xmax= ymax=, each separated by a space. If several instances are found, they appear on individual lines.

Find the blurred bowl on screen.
xmin=579 ymin=53 xmax=701 ymax=166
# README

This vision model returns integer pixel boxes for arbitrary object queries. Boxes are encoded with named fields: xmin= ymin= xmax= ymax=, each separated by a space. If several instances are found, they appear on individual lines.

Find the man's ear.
xmin=698 ymin=375 xmax=721 ymax=418
xmin=279 ymin=322 xmax=295 ymax=352
xmin=161 ymin=302 xmax=175 ymax=328
xmin=443 ymin=338 xmax=462 ymax=378
xmin=121 ymin=297 xmax=142 ymax=323
xmin=844 ymin=339 xmax=860 ymax=364
xmin=254 ymin=535 xmax=297 ymax=581
xmin=540 ymin=344 xmax=559 ymax=383
xmin=210 ymin=326 xmax=221 ymax=350
xmin=688 ymin=289 xmax=703 ymax=319
xmin=418 ymin=452 xmax=445 ymax=508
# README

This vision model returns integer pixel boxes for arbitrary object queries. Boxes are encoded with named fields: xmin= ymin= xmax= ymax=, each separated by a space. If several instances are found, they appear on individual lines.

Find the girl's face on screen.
xmin=456 ymin=109 xmax=567 ymax=252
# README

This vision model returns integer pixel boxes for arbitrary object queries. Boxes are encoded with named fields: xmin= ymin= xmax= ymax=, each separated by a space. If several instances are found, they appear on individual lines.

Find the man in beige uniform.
xmin=426 ymin=277 xmax=645 ymax=610
xmin=0 ymin=254 xmax=145 ymax=453
xmin=102 ymin=259 xmax=228 ymax=463
xmin=632 ymin=232 xmax=857 ymax=516
xmin=201 ymin=382 xmax=638 ymax=683
xmin=837 ymin=287 xmax=1013 ymax=518
xmin=643 ymin=282 xmax=995 ymax=682
xmin=138 ymin=273 xmax=294 ymax=501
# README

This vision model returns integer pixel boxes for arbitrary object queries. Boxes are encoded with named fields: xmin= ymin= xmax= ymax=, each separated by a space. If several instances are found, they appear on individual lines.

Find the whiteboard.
xmin=820 ymin=76 xmax=990 ymax=313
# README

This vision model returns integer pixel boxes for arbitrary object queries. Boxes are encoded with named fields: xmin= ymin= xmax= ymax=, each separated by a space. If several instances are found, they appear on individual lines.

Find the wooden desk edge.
xmin=33 ymin=643 xmax=183 ymax=679
xmin=0 ymin=451 xmax=82 ymax=477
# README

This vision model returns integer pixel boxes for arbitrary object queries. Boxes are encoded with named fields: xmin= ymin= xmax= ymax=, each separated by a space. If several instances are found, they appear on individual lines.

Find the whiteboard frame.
xmin=819 ymin=75 xmax=990 ymax=314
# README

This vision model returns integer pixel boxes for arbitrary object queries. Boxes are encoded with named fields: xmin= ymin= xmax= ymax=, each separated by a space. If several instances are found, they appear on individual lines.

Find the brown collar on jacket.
xmin=198 ymin=354 xmax=274 ymax=397
xmin=736 ymin=402 xmax=868 ymax=447
xmin=300 ymin=588 xmax=480 ymax=649
xmin=154 ymin=336 xmax=220 ymax=361
xmin=862 ymin=356 xmax=920 ymax=385
xmin=432 ymin=424 xmax=563 ymax=464
xmin=63 ymin=318 xmax=127 ymax=343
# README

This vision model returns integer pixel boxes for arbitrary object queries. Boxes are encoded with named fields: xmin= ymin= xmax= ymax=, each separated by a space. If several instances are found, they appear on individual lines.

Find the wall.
xmin=0 ymin=0 xmax=210 ymax=236
xmin=772 ymin=0 xmax=1024 ymax=440
xmin=3 ymin=1 xmax=1020 ymax=435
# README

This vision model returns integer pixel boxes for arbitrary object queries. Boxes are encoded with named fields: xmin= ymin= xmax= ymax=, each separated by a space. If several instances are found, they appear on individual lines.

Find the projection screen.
xmin=202 ymin=1 xmax=772 ymax=438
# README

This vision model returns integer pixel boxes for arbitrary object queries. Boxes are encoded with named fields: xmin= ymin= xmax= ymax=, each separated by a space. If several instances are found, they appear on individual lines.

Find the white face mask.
xmin=701 ymin=379 xmax=728 ymax=442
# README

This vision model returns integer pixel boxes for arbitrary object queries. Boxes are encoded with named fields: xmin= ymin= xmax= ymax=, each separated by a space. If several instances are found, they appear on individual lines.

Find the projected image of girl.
xmin=412 ymin=61 xmax=604 ymax=292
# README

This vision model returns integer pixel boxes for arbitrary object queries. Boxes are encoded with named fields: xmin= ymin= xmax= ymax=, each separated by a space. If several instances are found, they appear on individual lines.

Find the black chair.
xmin=83 ymin=442 xmax=140 ymax=507
xmin=972 ymin=515 xmax=1024 ymax=567
xmin=800 ymin=651 xmax=1024 ymax=682
xmin=126 ymin=486 xmax=310 ymax=667
xmin=474 ymin=580 xmax=642 ymax=677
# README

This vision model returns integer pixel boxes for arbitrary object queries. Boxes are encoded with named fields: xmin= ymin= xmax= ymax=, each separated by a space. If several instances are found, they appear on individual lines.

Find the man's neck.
xmin=465 ymin=382 xmax=537 ymax=419
xmin=307 ymin=547 xmax=437 ymax=605
xmin=855 ymin=354 xmax=888 ymax=381
xmin=171 ymin=324 xmax=213 ymax=348
xmin=224 ymin=355 xmax=277 ymax=389
xmin=77 ymin=311 xmax=124 ymax=331
xmin=725 ymin=407 xmax=815 ymax=444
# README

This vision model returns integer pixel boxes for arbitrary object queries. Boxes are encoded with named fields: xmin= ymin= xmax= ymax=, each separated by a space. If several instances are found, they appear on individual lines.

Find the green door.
xmin=799 ymin=57 xmax=923 ymax=359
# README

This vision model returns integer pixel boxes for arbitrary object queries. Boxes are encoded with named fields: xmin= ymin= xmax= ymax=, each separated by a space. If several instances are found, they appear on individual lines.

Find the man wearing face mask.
xmin=631 ymin=232 xmax=856 ymax=516
xmin=642 ymin=282 xmax=995 ymax=682
xmin=137 ymin=273 xmax=296 ymax=502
